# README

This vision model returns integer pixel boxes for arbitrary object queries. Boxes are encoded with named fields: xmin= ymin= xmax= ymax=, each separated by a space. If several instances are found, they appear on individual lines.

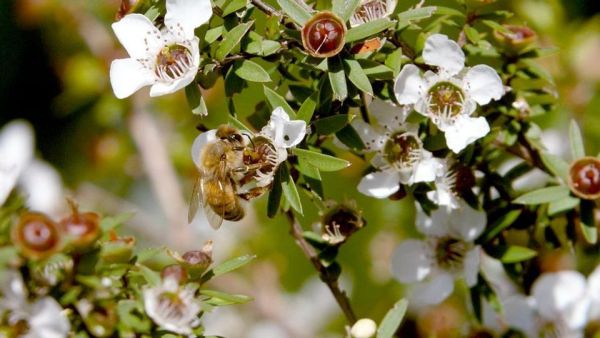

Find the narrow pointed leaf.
xmin=297 ymin=94 xmax=317 ymax=123
xmin=490 ymin=246 xmax=538 ymax=263
xmin=216 ymin=21 xmax=254 ymax=61
xmin=569 ymin=120 xmax=585 ymax=160
xmin=540 ymin=152 xmax=569 ymax=183
xmin=277 ymin=0 xmax=312 ymax=25
xmin=332 ymin=0 xmax=361 ymax=22
xmin=185 ymin=83 xmax=208 ymax=116
xmin=281 ymin=164 xmax=303 ymax=214
xmin=580 ymin=200 xmax=597 ymax=244
xmin=377 ymin=299 xmax=408 ymax=338
xmin=514 ymin=186 xmax=570 ymax=205
xmin=234 ymin=60 xmax=272 ymax=83
xmin=548 ymin=196 xmax=580 ymax=216
xmin=344 ymin=59 xmax=373 ymax=95
xmin=264 ymin=86 xmax=297 ymax=119
xmin=211 ymin=255 xmax=256 ymax=277
xmin=328 ymin=58 xmax=348 ymax=101
xmin=293 ymin=148 xmax=350 ymax=171
xmin=346 ymin=18 xmax=395 ymax=42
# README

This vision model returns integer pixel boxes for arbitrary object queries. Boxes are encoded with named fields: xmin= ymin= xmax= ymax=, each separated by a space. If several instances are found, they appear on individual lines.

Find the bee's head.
xmin=215 ymin=125 xmax=243 ymax=144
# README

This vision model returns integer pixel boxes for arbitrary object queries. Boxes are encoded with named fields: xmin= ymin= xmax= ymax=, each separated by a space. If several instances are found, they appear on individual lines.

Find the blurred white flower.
xmin=110 ymin=0 xmax=212 ymax=99
xmin=143 ymin=277 xmax=201 ymax=335
xmin=350 ymin=318 xmax=377 ymax=338
xmin=349 ymin=0 xmax=397 ymax=27
xmin=503 ymin=271 xmax=590 ymax=338
xmin=427 ymin=158 xmax=461 ymax=209
xmin=355 ymin=99 xmax=443 ymax=198
xmin=394 ymin=34 xmax=504 ymax=153
xmin=0 ymin=120 xmax=63 ymax=214
xmin=0 ymin=270 xmax=70 ymax=338
xmin=391 ymin=202 xmax=485 ymax=306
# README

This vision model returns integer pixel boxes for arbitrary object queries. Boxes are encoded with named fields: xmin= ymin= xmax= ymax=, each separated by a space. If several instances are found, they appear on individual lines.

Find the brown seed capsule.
xmin=301 ymin=11 xmax=347 ymax=58
xmin=59 ymin=199 xmax=101 ymax=250
xmin=12 ymin=212 xmax=61 ymax=260
xmin=568 ymin=157 xmax=600 ymax=200
xmin=169 ymin=241 xmax=214 ymax=280
xmin=493 ymin=25 xmax=537 ymax=55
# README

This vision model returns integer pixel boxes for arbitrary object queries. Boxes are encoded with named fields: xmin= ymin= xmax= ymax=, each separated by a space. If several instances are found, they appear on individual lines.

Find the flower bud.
xmin=320 ymin=200 xmax=365 ymax=245
xmin=568 ymin=157 xmax=600 ymax=200
xmin=168 ymin=241 xmax=213 ymax=280
xmin=301 ymin=11 xmax=347 ymax=58
xmin=493 ymin=25 xmax=537 ymax=55
xmin=161 ymin=264 xmax=188 ymax=284
xmin=77 ymin=300 xmax=117 ymax=337
xmin=12 ymin=212 xmax=62 ymax=260
xmin=59 ymin=199 xmax=101 ymax=250
xmin=100 ymin=235 xmax=135 ymax=263
xmin=350 ymin=318 xmax=377 ymax=338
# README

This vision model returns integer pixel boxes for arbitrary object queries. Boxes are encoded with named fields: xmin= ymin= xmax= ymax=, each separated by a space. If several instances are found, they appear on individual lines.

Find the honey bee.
xmin=188 ymin=125 xmax=248 ymax=229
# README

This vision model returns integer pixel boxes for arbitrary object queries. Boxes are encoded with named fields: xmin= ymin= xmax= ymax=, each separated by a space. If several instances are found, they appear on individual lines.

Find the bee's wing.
xmin=188 ymin=175 xmax=203 ymax=224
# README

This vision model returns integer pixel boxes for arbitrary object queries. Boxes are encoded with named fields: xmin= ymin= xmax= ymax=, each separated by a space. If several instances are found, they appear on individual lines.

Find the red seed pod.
xmin=301 ymin=11 xmax=347 ymax=58
xmin=59 ymin=199 xmax=101 ymax=250
xmin=12 ymin=212 xmax=62 ymax=260
xmin=568 ymin=156 xmax=600 ymax=200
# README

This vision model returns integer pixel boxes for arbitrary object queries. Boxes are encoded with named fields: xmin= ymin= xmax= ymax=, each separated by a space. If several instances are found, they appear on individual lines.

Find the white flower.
xmin=0 ymin=120 xmax=63 ymax=214
xmin=390 ymin=202 xmax=485 ymax=307
xmin=110 ymin=0 xmax=213 ymax=99
xmin=143 ymin=277 xmax=201 ymax=335
xmin=350 ymin=318 xmax=377 ymax=338
xmin=0 ymin=270 xmax=70 ymax=338
xmin=427 ymin=158 xmax=462 ymax=209
xmin=355 ymin=99 xmax=443 ymax=198
xmin=259 ymin=107 xmax=307 ymax=162
xmin=394 ymin=34 xmax=504 ymax=153
xmin=503 ymin=271 xmax=590 ymax=338
xmin=349 ymin=0 xmax=397 ymax=27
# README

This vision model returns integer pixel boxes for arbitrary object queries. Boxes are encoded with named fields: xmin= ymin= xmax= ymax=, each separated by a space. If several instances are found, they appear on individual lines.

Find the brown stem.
xmin=249 ymin=0 xmax=281 ymax=17
xmin=284 ymin=210 xmax=357 ymax=324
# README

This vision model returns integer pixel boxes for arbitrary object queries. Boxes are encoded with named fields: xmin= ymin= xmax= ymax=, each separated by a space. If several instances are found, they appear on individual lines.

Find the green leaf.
xmin=332 ymin=0 xmax=361 ymax=22
xmin=328 ymin=58 xmax=347 ymax=101
xmin=277 ymin=0 xmax=312 ymax=25
xmin=513 ymin=186 xmax=570 ymax=205
xmin=344 ymin=59 xmax=373 ymax=95
xmin=346 ymin=18 xmax=395 ymax=42
xmin=548 ymin=196 xmax=580 ymax=216
xmin=480 ymin=209 xmax=522 ymax=242
xmin=540 ymin=152 xmax=569 ymax=183
xmin=136 ymin=264 xmax=161 ymax=287
xmin=336 ymin=124 xmax=365 ymax=150
xmin=492 ymin=246 xmax=538 ymax=264
xmin=267 ymin=166 xmax=283 ymax=218
xmin=100 ymin=212 xmax=134 ymax=232
xmin=297 ymin=156 xmax=321 ymax=179
xmin=222 ymin=0 xmax=247 ymax=16
xmin=569 ymin=120 xmax=585 ymax=160
xmin=201 ymin=290 xmax=253 ymax=305
xmin=580 ymin=200 xmax=597 ymax=244
xmin=377 ymin=299 xmax=408 ymax=338
xmin=234 ymin=60 xmax=272 ymax=83
xmin=281 ymin=164 xmax=303 ymax=214
xmin=313 ymin=114 xmax=349 ymax=135
xmin=397 ymin=6 xmax=437 ymax=30
xmin=297 ymin=94 xmax=317 ymax=123
xmin=293 ymin=148 xmax=350 ymax=171
xmin=227 ymin=115 xmax=252 ymax=132
xmin=211 ymin=254 xmax=256 ymax=277
xmin=185 ymin=83 xmax=208 ymax=116
xmin=263 ymin=86 xmax=297 ymax=119
xmin=216 ymin=21 xmax=254 ymax=61
xmin=205 ymin=27 xmax=224 ymax=44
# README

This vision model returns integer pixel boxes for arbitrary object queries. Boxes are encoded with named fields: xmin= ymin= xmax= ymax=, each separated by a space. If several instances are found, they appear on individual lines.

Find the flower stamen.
xmin=154 ymin=44 xmax=194 ymax=82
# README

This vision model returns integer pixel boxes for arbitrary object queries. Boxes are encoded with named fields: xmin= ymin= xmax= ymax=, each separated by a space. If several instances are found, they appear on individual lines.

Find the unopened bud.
xmin=59 ymin=199 xmax=101 ymax=250
xmin=168 ymin=241 xmax=213 ymax=279
xmin=350 ymin=318 xmax=377 ymax=338
xmin=100 ymin=235 xmax=135 ymax=263
xmin=12 ymin=212 xmax=62 ymax=260
xmin=301 ymin=11 xmax=347 ymax=58
xmin=568 ymin=157 xmax=600 ymax=200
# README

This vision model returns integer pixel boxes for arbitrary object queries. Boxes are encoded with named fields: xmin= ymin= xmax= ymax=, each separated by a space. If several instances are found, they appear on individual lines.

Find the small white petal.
xmin=447 ymin=201 xmax=486 ymax=241
xmin=0 ymin=121 xmax=34 ymax=205
xmin=411 ymin=153 xmax=442 ymax=184
xmin=191 ymin=129 xmax=217 ymax=168
xmin=150 ymin=69 xmax=197 ymax=97
xmin=463 ymin=246 xmax=481 ymax=287
xmin=19 ymin=160 xmax=63 ymax=216
xmin=26 ymin=297 xmax=70 ymax=338
xmin=351 ymin=119 xmax=385 ymax=151
xmin=368 ymin=98 xmax=410 ymax=130
xmin=166 ymin=0 xmax=213 ymax=38
xmin=409 ymin=272 xmax=454 ymax=306
xmin=463 ymin=65 xmax=505 ymax=105
xmin=112 ymin=14 xmax=162 ymax=59
xmin=394 ymin=64 xmax=426 ymax=105
xmin=423 ymin=34 xmax=465 ymax=77
xmin=587 ymin=265 xmax=600 ymax=319
xmin=444 ymin=115 xmax=490 ymax=153
xmin=261 ymin=107 xmax=307 ymax=148
xmin=110 ymin=58 xmax=155 ymax=99
xmin=532 ymin=271 xmax=588 ymax=327
xmin=391 ymin=239 xmax=433 ymax=283
xmin=504 ymin=295 xmax=538 ymax=337
xmin=417 ymin=205 xmax=451 ymax=237
xmin=350 ymin=318 xmax=377 ymax=338
xmin=357 ymin=171 xmax=400 ymax=198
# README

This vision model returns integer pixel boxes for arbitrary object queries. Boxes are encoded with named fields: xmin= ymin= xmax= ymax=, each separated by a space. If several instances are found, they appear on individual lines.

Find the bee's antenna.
xmin=242 ymin=133 xmax=256 ymax=150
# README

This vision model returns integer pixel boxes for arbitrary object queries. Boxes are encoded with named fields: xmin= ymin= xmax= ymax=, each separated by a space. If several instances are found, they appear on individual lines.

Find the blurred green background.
xmin=2 ymin=0 xmax=600 ymax=337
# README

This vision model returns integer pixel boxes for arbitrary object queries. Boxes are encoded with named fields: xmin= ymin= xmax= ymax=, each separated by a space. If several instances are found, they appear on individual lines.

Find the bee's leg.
xmin=238 ymin=186 xmax=269 ymax=200
xmin=232 ymin=163 xmax=264 ymax=173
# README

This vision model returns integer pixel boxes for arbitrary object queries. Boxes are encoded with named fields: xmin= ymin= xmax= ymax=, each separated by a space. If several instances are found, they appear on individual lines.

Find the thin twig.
xmin=285 ymin=210 xmax=357 ymax=324
xmin=250 ymin=0 xmax=281 ymax=17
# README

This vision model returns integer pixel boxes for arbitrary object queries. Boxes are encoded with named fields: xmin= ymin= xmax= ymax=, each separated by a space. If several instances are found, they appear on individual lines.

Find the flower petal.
xmin=447 ymin=201 xmax=486 ymax=241
xmin=463 ymin=65 xmax=505 ymax=105
xmin=166 ymin=0 xmax=213 ymax=38
xmin=110 ymin=58 xmax=155 ymax=99
xmin=368 ymin=98 xmax=410 ymax=130
xmin=532 ymin=271 xmax=589 ymax=328
xmin=357 ymin=171 xmax=400 ymax=198
xmin=423 ymin=34 xmax=465 ymax=76
xmin=394 ymin=64 xmax=426 ymax=105
xmin=0 ymin=121 xmax=34 ymax=205
xmin=409 ymin=272 xmax=454 ymax=306
xmin=27 ymin=297 xmax=70 ymax=338
xmin=411 ymin=152 xmax=442 ymax=184
xmin=191 ymin=129 xmax=217 ymax=168
xmin=444 ymin=116 xmax=490 ymax=153
xmin=150 ymin=65 xmax=198 ymax=97
xmin=390 ymin=239 xmax=433 ymax=283
xmin=588 ymin=265 xmax=600 ymax=319
xmin=417 ymin=205 xmax=451 ymax=237
xmin=462 ymin=246 xmax=481 ymax=287
xmin=19 ymin=160 xmax=63 ymax=216
xmin=112 ymin=14 xmax=162 ymax=59
xmin=261 ymin=107 xmax=307 ymax=148
xmin=504 ymin=295 xmax=538 ymax=337
xmin=351 ymin=119 xmax=385 ymax=151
